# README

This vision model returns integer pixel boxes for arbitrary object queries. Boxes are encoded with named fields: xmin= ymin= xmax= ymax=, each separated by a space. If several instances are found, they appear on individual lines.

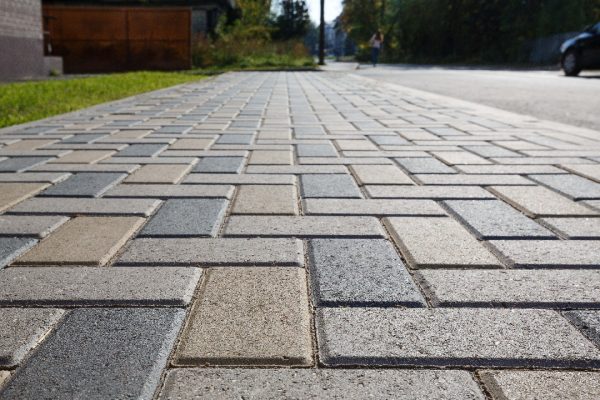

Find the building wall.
xmin=0 ymin=0 xmax=45 ymax=80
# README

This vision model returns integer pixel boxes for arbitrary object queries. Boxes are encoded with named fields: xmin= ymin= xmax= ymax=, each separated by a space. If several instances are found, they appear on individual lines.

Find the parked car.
xmin=560 ymin=22 xmax=600 ymax=76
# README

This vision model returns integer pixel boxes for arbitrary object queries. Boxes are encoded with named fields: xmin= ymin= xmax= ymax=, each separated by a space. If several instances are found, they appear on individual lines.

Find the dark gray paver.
xmin=0 ymin=308 xmax=184 ymax=400
xmin=114 ymin=143 xmax=167 ymax=157
xmin=40 ymin=172 xmax=125 ymax=197
xmin=316 ymin=308 xmax=600 ymax=368
xmin=308 ymin=239 xmax=425 ymax=306
xmin=0 ymin=267 xmax=201 ymax=306
xmin=8 ymin=197 xmax=161 ymax=216
xmin=300 ymin=174 xmax=362 ymax=198
xmin=489 ymin=240 xmax=600 ymax=268
xmin=442 ymin=200 xmax=555 ymax=239
xmin=0 ymin=215 xmax=68 ymax=238
xmin=216 ymin=134 xmax=253 ymax=144
xmin=0 ymin=308 xmax=65 ymax=367
xmin=0 ymin=157 xmax=52 ymax=172
xmin=61 ymin=133 xmax=106 ymax=143
xmin=395 ymin=157 xmax=455 ymax=174
xmin=0 ymin=238 xmax=37 ymax=268
xmin=159 ymin=369 xmax=485 ymax=400
xmin=193 ymin=157 xmax=245 ymax=173
xmin=296 ymin=143 xmax=338 ymax=157
xmin=530 ymin=174 xmax=600 ymax=200
xmin=564 ymin=310 xmax=600 ymax=347
xmin=139 ymin=199 xmax=227 ymax=237
xmin=541 ymin=217 xmax=600 ymax=239
xmin=104 ymin=183 xmax=233 ymax=199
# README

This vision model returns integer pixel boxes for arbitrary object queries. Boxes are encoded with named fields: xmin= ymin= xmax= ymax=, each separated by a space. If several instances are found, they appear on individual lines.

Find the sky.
xmin=305 ymin=0 xmax=343 ymax=23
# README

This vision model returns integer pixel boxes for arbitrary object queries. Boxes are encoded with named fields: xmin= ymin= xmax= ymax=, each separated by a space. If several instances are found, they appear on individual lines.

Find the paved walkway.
xmin=0 ymin=71 xmax=600 ymax=399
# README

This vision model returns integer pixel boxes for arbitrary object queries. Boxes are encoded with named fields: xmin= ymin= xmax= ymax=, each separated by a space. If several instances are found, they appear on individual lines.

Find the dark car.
xmin=560 ymin=22 xmax=600 ymax=76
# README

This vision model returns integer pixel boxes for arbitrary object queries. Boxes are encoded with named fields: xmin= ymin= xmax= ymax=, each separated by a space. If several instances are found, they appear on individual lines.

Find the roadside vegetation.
xmin=0 ymin=72 xmax=206 ymax=128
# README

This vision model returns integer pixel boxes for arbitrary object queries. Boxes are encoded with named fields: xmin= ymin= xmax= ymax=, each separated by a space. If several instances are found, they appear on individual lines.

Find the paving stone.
xmin=216 ymin=134 xmax=254 ymax=144
xmin=248 ymin=150 xmax=292 ymax=165
xmin=299 ymin=157 xmax=392 ymax=165
xmin=183 ymin=173 xmax=294 ymax=185
xmin=369 ymin=134 xmax=410 ymax=145
xmin=232 ymin=185 xmax=297 ymax=215
xmin=296 ymin=143 xmax=338 ymax=157
xmin=50 ymin=150 xmax=114 ymax=164
xmin=489 ymin=185 xmax=597 ymax=217
xmin=300 ymin=174 xmax=362 ymax=198
xmin=561 ymin=163 xmax=600 ymax=182
xmin=0 ymin=215 xmax=68 ymax=238
xmin=193 ymin=156 xmax=245 ymax=173
xmin=123 ymin=164 xmax=192 ymax=183
xmin=159 ymin=368 xmax=484 ymax=400
xmin=351 ymin=164 xmax=414 ymax=185
xmin=30 ymin=163 xmax=139 ymax=173
xmin=0 ymin=308 xmax=65 ymax=367
xmin=140 ymin=199 xmax=227 ymax=237
xmin=385 ymin=217 xmax=501 ymax=268
xmin=0 ymin=157 xmax=52 ymax=172
xmin=541 ymin=217 xmax=600 ymax=239
xmin=0 ymin=172 xmax=70 ymax=183
xmin=16 ymin=216 xmax=144 ymax=266
xmin=415 ymin=174 xmax=533 ymax=185
xmin=303 ymin=198 xmax=446 ymax=216
xmin=40 ymin=172 xmax=125 ymax=197
xmin=224 ymin=216 xmax=384 ymax=238
xmin=480 ymin=370 xmax=600 ymax=400
xmin=8 ymin=197 xmax=160 ymax=216
xmin=529 ymin=174 xmax=600 ymax=200
xmin=419 ymin=269 xmax=600 ymax=307
xmin=463 ymin=145 xmax=520 ymax=158
xmin=0 ymin=182 xmax=49 ymax=212
xmin=101 ymin=156 xmax=197 ymax=164
xmin=0 ymin=308 xmax=184 ymax=400
xmin=169 ymin=138 xmax=214 ymax=150
xmin=489 ymin=240 xmax=600 ymax=268
xmin=309 ymin=239 xmax=424 ymax=306
xmin=114 ymin=143 xmax=167 ymax=157
xmin=0 ymin=267 xmax=201 ymax=306
xmin=456 ymin=164 xmax=566 ymax=174
xmin=0 ymin=238 xmax=37 ymax=268
xmin=492 ymin=157 xmax=595 ymax=165
xmin=395 ymin=157 xmax=456 ymax=174
xmin=431 ymin=151 xmax=492 ymax=165
xmin=366 ymin=185 xmax=495 ymax=199
xmin=442 ymin=200 xmax=555 ymax=239
xmin=563 ymin=310 xmax=600 ymax=346
xmin=316 ymin=308 xmax=600 ymax=368
xmin=104 ymin=183 xmax=233 ymax=198
xmin=174 ymin=267 xmax=312 ymax=366
xmin=4 ymin=139 xmax=57 ymax=150
xmin=117 ymin=238 xmax=304 ymax=266
xmin=61 ymin=133 xmax=106 ymax=143
xmin=246 ymin=165 xmax=349 ymax=174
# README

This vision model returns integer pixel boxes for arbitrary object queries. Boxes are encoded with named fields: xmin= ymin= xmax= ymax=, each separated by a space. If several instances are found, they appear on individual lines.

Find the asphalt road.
xmin=353 ymin=64 xmax=600 ymax=132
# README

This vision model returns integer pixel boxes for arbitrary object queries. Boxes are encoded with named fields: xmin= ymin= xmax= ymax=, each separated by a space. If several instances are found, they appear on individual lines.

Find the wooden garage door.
xmin=43 ymin=6 xmax=191 ymax=73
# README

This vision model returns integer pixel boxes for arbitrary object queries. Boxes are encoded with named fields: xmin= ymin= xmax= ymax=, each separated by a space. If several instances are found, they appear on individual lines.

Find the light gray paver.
xmin=564 ymin=310 xmax=600 ymax=347
xmin=316 ymin=308 xmax=600 ymax=368
xmin=541 ymin=217 xmax=600 ymax=239
xmin=232 ymin=185 xmax=297 ymax=214
xmin=300 ymin=174 xmax=362 ymax=198
xmin=0 ymin=238 xmax=37 ymax=268
xmin=104 ymin=183 xmax=233 ymax=198
xmin=415 ymin=174 xmax=533 ymax=186
xmin=8 ymin=197 xmax=161 ymax=216
xmin=296 ymin=143 xmax=338 ymax=157
xmin=530 ymin=174 xmax=600 ymax=200
xmin=366 ymin=185 xmax=495 ymax=199
xmin=562 ymin=163 xmax=600 ymax=182
xmin=0 ymin=267 xmax=201 ymax=306
xmin=246 ymin=165 xmax=348 ymax=174
xmin=183 ymin=173 xmax=294 ymax=185
xmin=490 ymin=240 xmax=600 ymax=268
xmin=351 ymin=164 xmax=414 ymax=185
xmin=0 ymin=308 xmax=184 ymax=400
xmin=193 ymin=157 xmax=245 ymax=173
xmin=395 ymin=157 xmax=456 ymax=174
xmin=0 ymin=172 xmax=70 ymax=182
xmin=159 ymin=369 xmax=485 ymax=400
xmin=0 ymin=215 xmax=68 ymax=238
xmin=40 ymin=172 xmax=125 ymax=197
xmin=303 ymin=198 xmax=446 ymax=216
xmin=174 ymin=267 xmax=312 ymax=366
xmin=0 ymin=308 xmax=65 ymax=367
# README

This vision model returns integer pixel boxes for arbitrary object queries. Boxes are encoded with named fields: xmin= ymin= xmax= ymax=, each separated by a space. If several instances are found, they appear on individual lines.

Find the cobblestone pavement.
xmin=0 ymin=72 xmax=600 ymax=399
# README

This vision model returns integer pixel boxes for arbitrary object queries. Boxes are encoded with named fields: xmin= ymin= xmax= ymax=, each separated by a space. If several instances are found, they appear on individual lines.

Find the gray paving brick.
xmin=442 ymin=200 xmax=555 ymax=239
xmin=140 ymin=199 xmax=227 ymax=237
xmin=300 ymin=174 xmax=362 ymax=198
xmin=490 ymin=240 xmax=600 ymax=268
xmin=369 ymin=134 xmax=409 ymax=145
xmin=174 ymin=267 xmax=312 ymax=366
xmin=351 ymin=164 xmax=414 ymax=185
xmin=303 ymin=199 xmax=446 ymax=216
xmin=456 ymin=164 xmax=566 ymax=174
xmin=30 ymin=163 xmax=139 ymax=173
xmin=117 ymin=238 xmax=304 ymax=266
xmin=563 ymin=310 xmax=600 ymax=347
xmin=541 ymin=217 xmax=600 ymax=239
xmin=159 ymin=368 xmax=485 ymax=400
xmin=316 ymin=308 xmax=600 ymax=368
xmin=395 ymin=157 xmax=456 ymax=174
xmin=0 ymin=238 xmax=37 ymax=268
xmin=232 ymin=185 xmax=297 ymax=215
xmin=0 ymin=215 xmax=68 ymax=238
xmin=246 ymin=165 xmax=349 ymax=174
xmin=183 ymin=173 xmax=294 ymax=185
xmin=431 ymin=151 xmax=491 ymax=165
xmin=415 ymin=174 xmax=533 ymax=186
xmin=529 ymin=174 xmax=600 ymax=200
xmin=217 ymin=134 xmax=253 ymax=144
xmin=193 ymin=157 xmax=245 ymax=173
xmin=309 ymin=239 xmax=424 ymax=306
xmin=366 ymin=185 xmax=495 ymax=199
xmin=114 ymin=143 xmax=167 ymax=157
xmin=0 ymin=172 xmax=70 ymax=182
xmin=101 ymin=156 xmax=197 ymax=164
xmin=0 ymin=267 xmax=201 ymax=306
xmin=0 ymin=157 xmax=52 ymax=172
xmin=296 ymin=143 xmax=338 ymax=157
xmin=0 ymin=308 xmax=184 ymax=400
xmin=561 ymin=163 xmax=600 ymax=182
xmin=0 ymin=308 xmax=64 ymax=367
xmin=40 ymin=172 xmax=125 ymax=197
xmin=419 ymin=269 xmax=600 ymax=308
xmin=8 ymin=197 xmax=161 ymax=216
xmin=61 ymin=133 xmax=106 ymax=143
xmin=463 ymin=145 xmax=520 ymax=158
xmin=480 ymin=370 xmax=600 ymax=400
xmin=104 ymin=184 xmax=233 ymax=198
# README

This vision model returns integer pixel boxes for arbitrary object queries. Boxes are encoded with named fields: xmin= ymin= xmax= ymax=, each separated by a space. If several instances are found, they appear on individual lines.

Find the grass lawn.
xmin=0 ymin=71 xmax=207 ymax=129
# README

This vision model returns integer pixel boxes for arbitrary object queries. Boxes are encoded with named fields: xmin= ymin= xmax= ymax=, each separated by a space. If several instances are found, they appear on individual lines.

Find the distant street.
xmin=354 ymin=64 xmax=600 ymax=132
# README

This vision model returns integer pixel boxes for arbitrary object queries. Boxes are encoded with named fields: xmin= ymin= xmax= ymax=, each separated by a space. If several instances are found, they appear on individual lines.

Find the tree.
xmin=273 ymin=0 xmax=311 ymax=40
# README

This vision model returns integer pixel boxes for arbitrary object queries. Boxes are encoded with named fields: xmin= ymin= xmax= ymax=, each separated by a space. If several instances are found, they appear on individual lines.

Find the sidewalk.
xmin=0 ymin=71 xmax=600 ymax=399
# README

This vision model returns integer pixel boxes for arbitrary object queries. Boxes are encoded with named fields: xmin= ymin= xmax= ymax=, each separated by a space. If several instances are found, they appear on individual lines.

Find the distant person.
xmin=369 ymin=30 xmax=384 ymax=66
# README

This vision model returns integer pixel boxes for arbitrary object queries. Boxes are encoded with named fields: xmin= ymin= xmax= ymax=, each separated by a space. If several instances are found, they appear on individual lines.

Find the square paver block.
xmin=316 ymin=308 xmax=600 ymax=368
xmin=303 ymin=199 xmax=446 ymax=216
xmin=193 ymin=157 xmax=245 ymax=173
xmin=0 ymin=238 xmax=37 ymax=268
xmin=40 ymin=172 xmax=125 ymax=197
xmin=385 ymin=217 xmax=501 ymax=268
xmin=563 ymin=310 xmax=600 ymax=347
xmin=248 ymin=150 xmax=292 ymax=165
xmin=114 ymin=143 xmax=167 ymax=157
xmin=104 ymin=184 xmax=233 ymax=199
xmin=123 ymin=164 xmax=192 ymax=184
xmin=174 ymin=267 xmax=312 ymax=366
xmin=296 ymin=143 xmax=338 ymax=157
xmin=8 ymin=197 xmax=161 ymax=216
xmin=232 ymin=185 xmax=298 ymax=215
xmin=15 ymin=216 xmax=145 ymax=266
xmin=351 ymin=164 xmax=414 ymax=185
xmin=159 ymin=368 xmax=485 ymax=400
xmin=366 ymin=185 xmax=495 ymax=199
xmin=224 ymin=216 xmax=385 ymax=238
xmin=480 ymin=370 xmax=600 ymax=400
xmin=395 ymin=157 xmax=456 ymax=174
xmin=0 ymin=308 xmax=64 ymax=367
xmin=0 ymin=157 xmax=52 ymax=172
xmin=419 ymin=269 xmax=600 ymax=308
xmin=442 ymin=200 xmax=555 ymax=239
xmin=0 ymin=183 xmax=49 ymax=212
xmin=300 ymin=174 xmax=362 ymax=198
xmin=117 ymin=238 xmax=304 ymax=266
xmin=541 ymin=217 xmax=600 ymax=239
xmin=489 ymin=240 xmax=600 ymax=268
xmin=309 ymin=239 xmax=424 ymax=306
xmin=489 ymin=185 xmax=597 ymax=217
xmin=0 ymin=267 xmax=201 ymax=306
xmin=0 ymin=308 xmax=184 ymax=400
xmin=50 ymin=150 xmax=114 ymax=164
xmin=0 ymin=215 xmax=68 ymax=238
xmin=139 ymin=199 xmax=227 ymax=237
xmin=529 ymin=174 xmax=600 ymax=200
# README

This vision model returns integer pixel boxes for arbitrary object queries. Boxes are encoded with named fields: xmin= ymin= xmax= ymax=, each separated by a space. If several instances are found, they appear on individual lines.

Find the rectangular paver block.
xmin=248 ymin=150 xmax=292 ymax=165
xmin=529 ymin=174 xmax=600 ymax=200
xmin=50 ymin=150 xmax=114 ymax=164
xmin=169 ymin=138 xmax=214 ymax=150
xmin=303 ymin=198 xmax=446 ymax=216
xmin=0 ymin=157 xmax=52 ymax=172
xmin=114 ymin=143 xmax=167 ymax=157
xmin=104 ymin=184 xmax=233 ymax=199
xmin=0 ymin=215 xmax=68 ymax=238
xmin=300 ymin=174 xmax=362 ymax=198
xmin=415 ymin=174 xmax=533 ymax=186
xmin=489 ymin=240 xmax=600 ymax=268
xmin=351 ymin=164 xmax=414 ymax=185
xmin=123 ymin=164 xmax=192 ymax=184
xmin=0 ymin=182 xmax=49 ymax=212
xmin=232 ymin=185 xmax=298 ymax=215
xmin=174 ymin=267 xmax=312 ymax=366
xmin=193 ymin=157 xmax=245 ymax=173
xmin=40 ymin=172 xmax=125 ymax=197
xmin=541 ymin=217 xmax=600 ymax=239
xmin=395 ymin=157 xmax=456 ymax=174
xmin=0 ymin=238 xmax=37 ymax=268
xmin=8 ymin=197 xmax=161 ymax=216
xmin=296 ymin=143 xmax=338 ymax=157
xmin=366 ymin=185 xmax=495 ymax=199
xmin=183 ymin=173 xmax=294 ymax=185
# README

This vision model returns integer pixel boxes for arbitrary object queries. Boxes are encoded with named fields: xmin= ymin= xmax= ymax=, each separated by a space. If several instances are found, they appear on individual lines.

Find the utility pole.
xmin=318 ymin=0 xmax=325 ymax=65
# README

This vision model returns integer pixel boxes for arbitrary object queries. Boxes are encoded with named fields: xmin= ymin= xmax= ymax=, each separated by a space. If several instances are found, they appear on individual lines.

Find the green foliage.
xmin=272 ymin=0 xmax=311 ymax=40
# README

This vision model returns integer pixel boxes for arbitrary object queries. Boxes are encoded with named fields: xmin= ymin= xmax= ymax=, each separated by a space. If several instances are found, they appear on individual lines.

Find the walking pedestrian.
xmin=369 ymin=30 xmax=384 ymax=66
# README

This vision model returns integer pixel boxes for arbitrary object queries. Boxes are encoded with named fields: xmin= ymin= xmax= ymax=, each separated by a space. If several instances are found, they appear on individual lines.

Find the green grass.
xmin=0 ymin=71 xmax=207 ymax=128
